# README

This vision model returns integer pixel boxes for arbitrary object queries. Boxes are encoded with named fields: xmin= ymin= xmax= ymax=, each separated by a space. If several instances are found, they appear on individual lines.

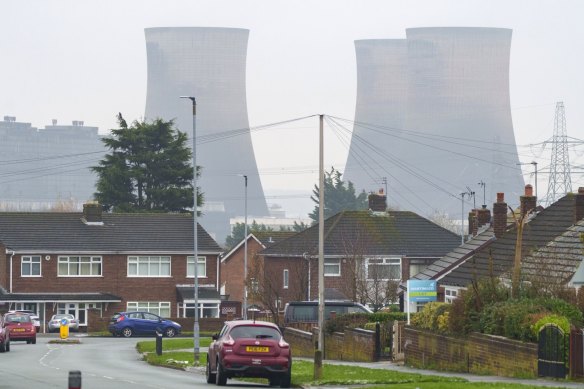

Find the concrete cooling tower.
xmin=343 ymin=27 xmax=524 ymax=217
xmin=144 ymin=27 xmax=268 ymax=242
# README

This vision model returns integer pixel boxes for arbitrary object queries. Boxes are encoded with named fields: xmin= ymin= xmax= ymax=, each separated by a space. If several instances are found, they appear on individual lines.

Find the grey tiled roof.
xmin=0 ymin=212 xmax=222 ymax=253
xmin=253 ymin=231 xmax=297 ymax=248
xmin=413 ymin=229 xmax=495 ymax=281
xmin=441 ymin=195 xmax=579 ymax=288
xmin=260 ymin=210 xmax=460 ymax=258
xmin=0 ymin=291 xmax=121 ymax=302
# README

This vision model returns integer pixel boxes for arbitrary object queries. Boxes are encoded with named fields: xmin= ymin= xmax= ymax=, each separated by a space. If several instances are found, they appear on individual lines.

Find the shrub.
xmin=411 ymin=302 xmax=451 ymax=333
xmin=532 ymin=314 xmax=571 ymax=338
xmin=324 ymin=312 xmax=407 ymax=334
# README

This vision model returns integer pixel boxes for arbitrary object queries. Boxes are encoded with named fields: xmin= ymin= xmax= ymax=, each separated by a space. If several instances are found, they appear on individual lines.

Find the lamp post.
xmin=181 ymin=96 xmax=199 ymax=364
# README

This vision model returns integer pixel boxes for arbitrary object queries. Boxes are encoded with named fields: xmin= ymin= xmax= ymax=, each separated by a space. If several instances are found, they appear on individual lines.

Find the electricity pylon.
xmin=543 ymin=102 xmax=572 ymax=206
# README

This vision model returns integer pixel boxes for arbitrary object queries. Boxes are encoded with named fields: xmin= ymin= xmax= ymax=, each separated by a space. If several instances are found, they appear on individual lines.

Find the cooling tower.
xmin=145 ymin=27 xmax=268 ymax=242
xmin=344 ymin=27 xmax=524 ymax=216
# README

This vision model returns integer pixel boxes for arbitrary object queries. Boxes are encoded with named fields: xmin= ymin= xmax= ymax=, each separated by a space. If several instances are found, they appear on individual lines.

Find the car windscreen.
xmin=230 ymin=325 xmax=281 ymax=340
xmin=5 ymin=314 xmax=31 ymax=323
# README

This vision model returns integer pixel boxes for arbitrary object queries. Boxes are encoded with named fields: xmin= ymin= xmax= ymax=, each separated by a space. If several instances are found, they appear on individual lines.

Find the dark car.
xmin=3 ymin=312 xmax=36 ymax=344
xmin=0 ymin=315 xmax=10 ymax=352
xmin=108 ymin=311 xmax=181 ymax=338
xmin=206 ymin=320 xmax=291 ymax=387
xmin=283 ymin=300 xmax=372 ymax=324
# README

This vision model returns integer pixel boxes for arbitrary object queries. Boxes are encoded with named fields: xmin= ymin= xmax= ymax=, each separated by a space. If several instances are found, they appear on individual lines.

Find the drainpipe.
xmin=8 ymin=250 xmax=15 ymax=293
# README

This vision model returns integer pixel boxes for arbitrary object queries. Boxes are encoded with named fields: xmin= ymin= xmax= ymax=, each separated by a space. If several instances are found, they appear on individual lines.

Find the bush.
xmin=324 ymin=312 xmax=407 ymax=334
xmin=410 ymin=302 xmax=451 ymax=333
xmin=532 ymin=314 xmax=571 ymax=338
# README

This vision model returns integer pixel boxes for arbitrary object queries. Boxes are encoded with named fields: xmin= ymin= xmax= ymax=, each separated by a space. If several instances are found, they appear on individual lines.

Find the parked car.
xmin=206 ymin=320 xmax=291 ymax=387
xmin=3 ymin=312 xmax=36 ymax=344
xmin=47 ymin=314 xmax=79 ymax=333
xmin=108 ymin=311 xmax=181 ymax=338
xmin=9 ymin=310 xmax=40 ymax=332
xmin=283 ymin=300 xmax=372 ymax=324
xmin=0 ymin=315 xmax=10 ymax=353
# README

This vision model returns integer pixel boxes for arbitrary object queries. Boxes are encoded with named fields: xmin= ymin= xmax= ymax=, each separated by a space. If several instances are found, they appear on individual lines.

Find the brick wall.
xmin=404 ymin=327 xmax=538 ymax=378
xmin=221 ymin=239 xmax=264 ymax=302
xmin=283 ymin=326 xmax=377 ymax=362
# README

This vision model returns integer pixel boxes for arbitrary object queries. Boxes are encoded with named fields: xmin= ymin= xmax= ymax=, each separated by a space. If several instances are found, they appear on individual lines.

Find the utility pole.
xmin=180 ymin=96 xmax=199 ymax=364
xmin=242 ymin=175 xmax=248 ymax=320
xmin=460 ymin=188 xmax=474 ymax=244
xmin=315 ymin=114 xmax=325 ymax=380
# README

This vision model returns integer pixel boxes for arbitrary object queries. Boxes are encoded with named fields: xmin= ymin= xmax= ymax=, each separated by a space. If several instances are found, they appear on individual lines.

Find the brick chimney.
xmin=83 ymin=201 xmax=103 ymax=224
xmin=368 ymin=189 xmax=387 ymax=212
xmin=468 ymin=211 xmax=478 ymax=236
xmin=493 ymin=192 xmax=507 ymax=238
xmin=476 ymin=205 xmax=491 ymax=228
xmin=520 ymin=184 xmax=537 ymax=217
xmin=575 ymin=187 xmax=584 ymax=223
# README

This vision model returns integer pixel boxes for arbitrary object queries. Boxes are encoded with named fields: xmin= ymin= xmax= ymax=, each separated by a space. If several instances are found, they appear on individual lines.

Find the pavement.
xmin=292 ymin=358 xmax=584 ymax=388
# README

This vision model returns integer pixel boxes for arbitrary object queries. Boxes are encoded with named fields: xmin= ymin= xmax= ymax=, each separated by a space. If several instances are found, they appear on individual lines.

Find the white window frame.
xmin=127 ymin=301 xmax=171 ymax=317
xmin=283 ymin=269 xmax=289 ymax=289
xmin=366 ymin=257 xmax=401 ymax=281
xmin=21 ymin=255 xmax=41 ymax=277
xmin=127 ymin=256 xmax=171 ymax=277
xmin=445 ymin=287 xmax=460 ymax=304
xmin=178 ymin=300 xmax=220 ymax=318
xmin=56 ymin=302 xmax=101 ymax=326
xmin=187 ymin=256 xmax=207 ymax=278
xmin=324 ymin=258 xmax=341 ymax=276
xmin=58 ymin=256 xmax=102 ymax=277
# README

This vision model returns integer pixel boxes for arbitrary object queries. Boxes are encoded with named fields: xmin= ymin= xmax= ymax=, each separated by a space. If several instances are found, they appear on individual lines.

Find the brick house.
xmin=0 ymin=202 xmax=223 ymax=332
xmin=412 ymin=185 xmax=584 ymax=306
xmin=258 ymin=193 xmax=461 ymax=310
xmin=220 ymin=231 xmax=295 ymax=305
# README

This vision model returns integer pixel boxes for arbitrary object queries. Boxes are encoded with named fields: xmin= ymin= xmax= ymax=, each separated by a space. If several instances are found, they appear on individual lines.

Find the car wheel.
xmin=279 ymin=372 xmax=291 ymax=388
xmin=122 ymin=327 xmax=133 ymax=338
xmin=268 ymin=378 xmax=280 ymax=386
xmin=5 ymin=341 xmax=9 ymax=352
xmin=0 ymin=341 xmax=5 ymax=353
xmin=26 ymin=340 xmax=31 ymax=344
xmin=31 ymin=338 xmax=36 ymax=345
xmin=206 ymin=357 xmax=216 ymax=383
xmin=215 ymin=359 xmax=227 ymax=386
xmin=164 ymin=327 xmax=176 ymax=338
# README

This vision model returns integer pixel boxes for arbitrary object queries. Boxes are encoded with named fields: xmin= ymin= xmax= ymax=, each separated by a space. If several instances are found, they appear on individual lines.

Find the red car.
xmin=0 ymin=315 xmax=10 ymax=352
xmin=3 ymin=312 xmax=36 ymax=344
xmin=206 ymin=320 xmax=291 ymax=387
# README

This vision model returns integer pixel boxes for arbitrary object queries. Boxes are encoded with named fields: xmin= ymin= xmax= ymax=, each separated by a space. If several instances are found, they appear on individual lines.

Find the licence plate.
xmin=13 ymin=328 xmax=25 ymax=332
xmin=246 ymin=346 xmax=269 ymax=352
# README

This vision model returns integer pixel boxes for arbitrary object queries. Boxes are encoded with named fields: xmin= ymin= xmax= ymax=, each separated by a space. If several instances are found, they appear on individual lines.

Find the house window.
xmin=187 ymin=256 xmax=206 ymax=278
xmin=366 ymin=257 xmax=401 ymax=280
xmin=445 ymin=288 xmax=459 ymax=304
xmin=127 ymin=301 xmax=171 ymax=317
xmin=58 ymin=256 xmax=102 ymax=276
xmin=324 ymin=258 xmax=341 ymax=276
xmin=283 ymin=269 xmax=289 ymax=289
xmin=127 ymin=256 xmax=171 ymax=277
xmin=179 ymin=302 xmax=219 ymax=318
xmin=21 ymin=256 xmax=41 ymax=277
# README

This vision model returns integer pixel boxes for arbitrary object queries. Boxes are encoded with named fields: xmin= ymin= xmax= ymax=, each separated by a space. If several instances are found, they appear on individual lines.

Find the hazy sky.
xmin=1 ymin=0 xmax=583 ymax=216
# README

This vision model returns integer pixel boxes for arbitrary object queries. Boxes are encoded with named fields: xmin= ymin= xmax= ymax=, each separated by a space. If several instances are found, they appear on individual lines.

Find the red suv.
xmin=206 ymin=320 xmax=291 ymax=387
xmin=0 ymin=315 xmax=10 ymax=353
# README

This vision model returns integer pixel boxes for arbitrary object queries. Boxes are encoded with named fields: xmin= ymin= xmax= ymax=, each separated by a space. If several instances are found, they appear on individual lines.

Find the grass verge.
xmin=136 ymin=337 xmax=212 ymax=353
xmin=367 ymin=383 xmax=568 ymax=389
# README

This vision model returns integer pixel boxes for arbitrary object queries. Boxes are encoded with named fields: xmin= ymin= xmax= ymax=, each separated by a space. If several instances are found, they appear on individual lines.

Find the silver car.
xmin=48 ymin=314 xmax=79 ymax=333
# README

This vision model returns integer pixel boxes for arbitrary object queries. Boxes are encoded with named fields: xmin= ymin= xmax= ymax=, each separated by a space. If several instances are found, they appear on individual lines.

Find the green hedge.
xmin=324 ymin=312 xmax=407 ymax=334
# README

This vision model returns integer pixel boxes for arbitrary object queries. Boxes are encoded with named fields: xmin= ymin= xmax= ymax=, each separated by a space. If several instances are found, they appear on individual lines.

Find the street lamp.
xmin=180 ymin=96 xmax=200 ymax=364
xmin=238 ymin=174 xmax=248 ymax=320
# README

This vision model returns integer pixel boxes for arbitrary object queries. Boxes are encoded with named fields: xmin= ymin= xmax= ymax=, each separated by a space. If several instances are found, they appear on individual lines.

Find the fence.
xmin=570 ymin=328 xmax=584 ymax=380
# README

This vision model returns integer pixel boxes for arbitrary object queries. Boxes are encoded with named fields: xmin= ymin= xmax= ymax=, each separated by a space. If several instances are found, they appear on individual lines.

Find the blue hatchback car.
xmin=108 ymin=311 xmax=181 ymax=338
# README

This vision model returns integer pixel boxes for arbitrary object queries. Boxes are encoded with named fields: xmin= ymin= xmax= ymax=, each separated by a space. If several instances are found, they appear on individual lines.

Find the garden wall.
xmin=404 ymin=326 xmax=538 ymax=378
xmin=283 ymin=326 xmax=377 ymax=362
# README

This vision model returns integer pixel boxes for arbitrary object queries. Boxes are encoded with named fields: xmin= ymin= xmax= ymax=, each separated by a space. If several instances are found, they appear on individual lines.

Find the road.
xmin=0 ymin=335 xmax=231 ymax=389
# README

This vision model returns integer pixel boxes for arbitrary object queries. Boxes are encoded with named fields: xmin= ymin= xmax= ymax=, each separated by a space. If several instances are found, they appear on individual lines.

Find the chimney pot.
xmin=496 ymin=193 xmax=504 ymax=203
xmin=520 ymin=185 xmax=537 ymax=217
xmin=525 ymin=184 xmax=533 ymax=197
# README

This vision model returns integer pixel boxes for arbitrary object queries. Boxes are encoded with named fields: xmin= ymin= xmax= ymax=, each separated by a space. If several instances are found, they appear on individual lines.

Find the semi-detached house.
xmin=0 ymin=202 xmax=223 ymax=332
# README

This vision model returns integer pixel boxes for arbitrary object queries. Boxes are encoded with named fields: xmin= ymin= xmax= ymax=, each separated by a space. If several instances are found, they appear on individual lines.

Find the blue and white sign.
xmin=407 ymin=280 xmax=437 ymax=302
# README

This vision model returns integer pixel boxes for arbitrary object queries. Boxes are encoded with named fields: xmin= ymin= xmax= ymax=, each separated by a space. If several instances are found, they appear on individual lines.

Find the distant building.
xmin=144 ymin=27 xmax=268 ymax=242
xmin=0 ymin=116 xmax=104 ymax=210
xmin=344 ymin=27 xmax=524 ymax=217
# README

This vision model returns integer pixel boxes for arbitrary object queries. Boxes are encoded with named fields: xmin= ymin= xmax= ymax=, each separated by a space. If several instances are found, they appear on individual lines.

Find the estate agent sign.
xmin=406 ymin=279 xmax=437 ymax=324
